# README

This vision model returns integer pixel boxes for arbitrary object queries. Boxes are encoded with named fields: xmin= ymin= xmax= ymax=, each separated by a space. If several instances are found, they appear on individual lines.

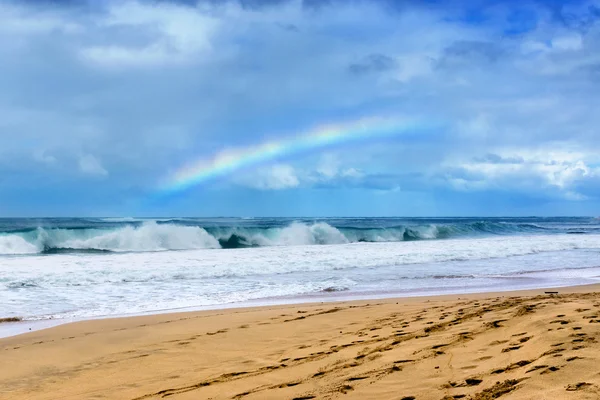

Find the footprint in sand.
xmin=487 ymin=320 xmax=507 ymax=328
xmin=347 ymin=376 xmax=368 ymax=382
xmin=491 ymin=360 xmax=532 ymax=374
xmin=278 ymin=381 xmax=301 ymax=388
xmin=540 ymin=366 xmax=560 ymax=374
xmin=526 ymin=365 xmax=549 ymax=373
xmin=566 ymin=356 xmax=583 ymax=362
xmin=566 ymin=382 xmax=592 ymax=391
xmin=206 ymin=329 xmax=228 ymax=335
xmin=339 ymin=384 xmax=354 ymax=393
xmin=465 ymin=378 xmax=483 ymax=386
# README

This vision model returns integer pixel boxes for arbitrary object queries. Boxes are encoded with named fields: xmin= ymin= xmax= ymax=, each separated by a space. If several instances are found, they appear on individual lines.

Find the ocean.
xmin=1 ymin=217 xmax=600 ymax=325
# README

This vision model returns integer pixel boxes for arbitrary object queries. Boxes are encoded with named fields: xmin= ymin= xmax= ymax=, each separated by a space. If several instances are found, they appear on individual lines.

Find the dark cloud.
xmin=437 ymin=40 xmax=506 ymax=68
xmin=473 ymin=154 xmax=525 ymax=164
xmin=550 ymin=2 xmax=600 ymax=32
xmin=348 ymin=54 xmax=397 ymax=75
xmin=1 ymin=0 xmax=600 ymax=215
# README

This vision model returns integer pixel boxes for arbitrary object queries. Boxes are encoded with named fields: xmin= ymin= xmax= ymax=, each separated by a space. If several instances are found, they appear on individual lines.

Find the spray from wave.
xmin=0 ymin=219 xmax=594 ymax=255
xmin=0 ymin=223 xmax=220 ymax=255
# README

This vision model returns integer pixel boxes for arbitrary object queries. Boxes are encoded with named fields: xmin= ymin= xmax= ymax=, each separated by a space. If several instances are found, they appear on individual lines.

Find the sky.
xmin=0 ymin=0 xmax=599 ymax=217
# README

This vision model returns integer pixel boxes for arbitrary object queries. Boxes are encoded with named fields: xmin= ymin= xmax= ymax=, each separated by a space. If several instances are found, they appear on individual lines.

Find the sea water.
xmin=1 ymin=217 xmax=599 ymax=323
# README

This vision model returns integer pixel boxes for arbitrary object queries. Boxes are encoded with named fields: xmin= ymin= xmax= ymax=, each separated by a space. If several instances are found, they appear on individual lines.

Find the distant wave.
xmin=0 ymin=223 xmax=220 ymax=255
xmin=0 ymin=219 xmax=596 ymax=255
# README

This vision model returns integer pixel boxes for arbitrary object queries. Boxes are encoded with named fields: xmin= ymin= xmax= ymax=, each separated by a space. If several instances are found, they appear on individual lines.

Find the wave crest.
xmin=0 ymin=235 xmax=39 ymax=255
xmin=57 ymin=223 xmax=220 ymax=252
xmin=0 ymin=219 xmax=589 ymax=255
xmin=0 ymin=222 xmax=220 ymax=255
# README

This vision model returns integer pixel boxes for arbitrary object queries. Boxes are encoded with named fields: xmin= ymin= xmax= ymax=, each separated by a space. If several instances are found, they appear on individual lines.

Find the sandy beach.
xmin=1 ymin=285 xmax=600 ymax=400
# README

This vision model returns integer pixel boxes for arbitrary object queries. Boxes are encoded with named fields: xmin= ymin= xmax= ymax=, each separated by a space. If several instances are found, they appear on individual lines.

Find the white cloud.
xmin=79 ymin=154 xmax=108 ymax=177
xmin=552 ymin=34 xmax=583 ymax=52
xmin=0 ymin=3 xmax=81 ymax=36
xmin=444 ymin=148 xmax=600 ymax=199
xmin=33 ymin=150 xmax=56 ymax=165
xmin=456 ymin=114 xmax=492 ymax=139
xmin=394 ymin=54 xmax=434 ymax=82
xmin=81 ymin=1 xmax=219 ymax=67
xmin=311 ymin=154 xmax=364 ymax=183
xmin=340 ymin=167 xmax=364 ymax=178
xmin=230 ymin=156 xmax=367 ymax=190
xmin=234 ymin=164 xmax=299 ymax=190
xmin=1 ymin=0 xmax=600 ymax=210
xmin=316 ymin=153 xmax=340 ymax=178
xmin=82 ymin=45 xmax=176 ymax=68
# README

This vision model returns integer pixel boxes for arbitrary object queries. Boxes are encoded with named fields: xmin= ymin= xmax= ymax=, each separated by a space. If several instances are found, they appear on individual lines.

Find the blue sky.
xmin=1 ymin=0 xmax=599 ymax=216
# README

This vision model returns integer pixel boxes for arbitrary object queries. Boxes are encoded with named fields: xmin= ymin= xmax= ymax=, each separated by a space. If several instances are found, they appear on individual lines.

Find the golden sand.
xmin=2 ymin=285 xmax=600 ymax=399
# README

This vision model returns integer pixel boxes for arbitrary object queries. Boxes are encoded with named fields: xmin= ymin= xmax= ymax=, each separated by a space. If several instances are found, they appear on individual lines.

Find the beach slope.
xmin=2 ymin=287 xmax=600 ymax=399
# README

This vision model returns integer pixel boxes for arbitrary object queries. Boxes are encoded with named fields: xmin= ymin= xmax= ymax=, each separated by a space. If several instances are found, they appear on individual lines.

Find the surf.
xmin=0 ymin=217 xmax=597 ymax=255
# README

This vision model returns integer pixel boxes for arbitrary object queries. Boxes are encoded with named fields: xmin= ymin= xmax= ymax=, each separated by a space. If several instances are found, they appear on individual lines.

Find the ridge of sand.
xmin=1 ymin=286 xmax=600 ymax=399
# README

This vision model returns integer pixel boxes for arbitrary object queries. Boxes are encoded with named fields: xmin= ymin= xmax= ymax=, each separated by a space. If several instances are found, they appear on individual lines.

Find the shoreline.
xmin=1 ymin=283 xmax=600 ymax=399
xmin=2 ymin=281 xmax=600 ymax=340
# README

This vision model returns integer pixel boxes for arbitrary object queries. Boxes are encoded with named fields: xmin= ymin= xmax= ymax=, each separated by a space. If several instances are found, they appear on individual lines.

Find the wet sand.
xmin=1 ymin=284 xmax=600 ymax=399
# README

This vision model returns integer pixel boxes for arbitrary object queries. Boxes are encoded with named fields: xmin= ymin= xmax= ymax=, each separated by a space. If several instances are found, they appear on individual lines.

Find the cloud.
xmin=1 ymin=0 xmax=600 ymax=215
xmin=80 ymin=1 xmax=219 ymax=68
xmin=0 ymin=3 xmax=81 ymax=36
xmin=348 ymin=54 xmax=397 ymax=75
xmin=552 ymin=34 xmax=583 ymax=51
xmin=233 ymin=164 xmax=299 ymax=190
xmin=472 ymin=153 xmax=525 ymax=164
xmin=307 ymin=154 xmax=366 ymax=185
xmin=78 ymin=154 xmax=108 ymax=177
xmin=230 ymin=154 xmax=370 ymax=190
xmin=438 ymin=148 xmax=600 ymax=200
xmin=438 ymin=40 xmax=506 ymax=68
xmin=33 ymin=150 xmax=57 ymax=165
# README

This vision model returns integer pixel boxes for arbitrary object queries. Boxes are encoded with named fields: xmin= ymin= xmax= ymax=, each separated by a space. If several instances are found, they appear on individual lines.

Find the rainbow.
xmin=158 ymin=115 xmax=430 ymax=194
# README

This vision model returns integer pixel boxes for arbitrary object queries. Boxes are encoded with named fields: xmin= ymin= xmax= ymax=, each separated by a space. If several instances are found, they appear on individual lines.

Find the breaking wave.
xmin=0 ymin=219 xmax=593 ymax=255
xmin=0 ymin=223 xmax=220 ymax=255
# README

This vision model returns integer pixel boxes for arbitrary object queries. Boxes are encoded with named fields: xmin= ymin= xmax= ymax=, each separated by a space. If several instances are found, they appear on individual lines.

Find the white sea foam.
xmin=0 ymin=222 xmax=221 ymax=254
xmin=98 ymin=217 xmax=139 ymax=222
xmin=0 ymin=222 xmax=370 ymax=254
xmin=59 ymin=223 xmax=220 ymax=252
xmin=2 ymin=219 xmax=594 ymax=255
xmin=0 ymin=235 xmax=39 ymax=255
xmin=2 ymin=234 xmax=600 ymax=320
xmin=269 ymin=222 xmax=349 ymax=246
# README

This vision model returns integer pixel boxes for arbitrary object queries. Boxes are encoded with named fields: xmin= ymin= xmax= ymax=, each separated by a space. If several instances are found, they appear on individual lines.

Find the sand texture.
xmin=2 ymin=287 xmax=600 ymax=399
